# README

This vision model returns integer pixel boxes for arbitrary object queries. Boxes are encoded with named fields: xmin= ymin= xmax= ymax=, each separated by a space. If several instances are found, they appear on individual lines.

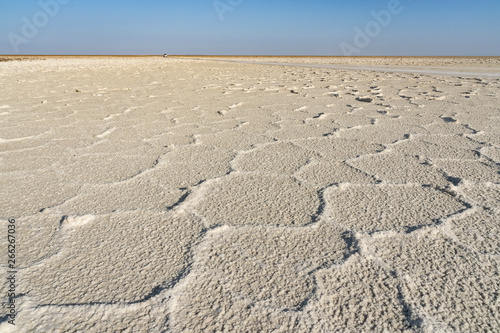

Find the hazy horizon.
xmin=1 ymin=0 xmax=499 ymax=56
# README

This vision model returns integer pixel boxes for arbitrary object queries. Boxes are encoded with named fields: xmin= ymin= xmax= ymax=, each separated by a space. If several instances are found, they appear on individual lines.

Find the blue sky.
xmin=1 ymin=0 xmax=499 ymax=55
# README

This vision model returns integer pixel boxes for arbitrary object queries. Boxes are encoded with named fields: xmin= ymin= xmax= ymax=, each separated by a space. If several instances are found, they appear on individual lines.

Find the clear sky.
xmin=1 ymin=0 xmax=499 ymax=55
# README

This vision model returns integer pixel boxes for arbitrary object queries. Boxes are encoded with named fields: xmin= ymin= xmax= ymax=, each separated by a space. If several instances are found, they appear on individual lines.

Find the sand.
xmin=1 ymin=56 xmax=499 ymax=332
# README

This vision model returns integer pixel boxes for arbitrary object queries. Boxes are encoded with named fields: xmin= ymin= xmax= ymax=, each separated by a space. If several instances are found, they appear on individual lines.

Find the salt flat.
xmin=1 ymin=56 xmax=499 ymax=332
xmin=181 ymin=56 xmax=500 ymax=78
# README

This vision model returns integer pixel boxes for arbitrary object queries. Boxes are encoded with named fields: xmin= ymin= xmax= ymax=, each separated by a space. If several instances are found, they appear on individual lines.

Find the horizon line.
xmin=2 ymin=54 xmax=500 ymax=58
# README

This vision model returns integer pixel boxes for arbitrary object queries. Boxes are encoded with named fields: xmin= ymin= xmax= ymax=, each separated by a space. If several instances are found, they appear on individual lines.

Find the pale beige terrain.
xmin=0 ymin=56 xmax=499 ymax=332
xmin=182 ymin=56 xmax=500 ymax=78
xmin=200 ymin=56 xmax=500 ymax=67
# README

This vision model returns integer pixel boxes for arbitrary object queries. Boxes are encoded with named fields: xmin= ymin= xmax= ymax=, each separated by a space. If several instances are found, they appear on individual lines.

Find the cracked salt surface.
xmin=1 ymin=56 xmax=499 ymax=332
